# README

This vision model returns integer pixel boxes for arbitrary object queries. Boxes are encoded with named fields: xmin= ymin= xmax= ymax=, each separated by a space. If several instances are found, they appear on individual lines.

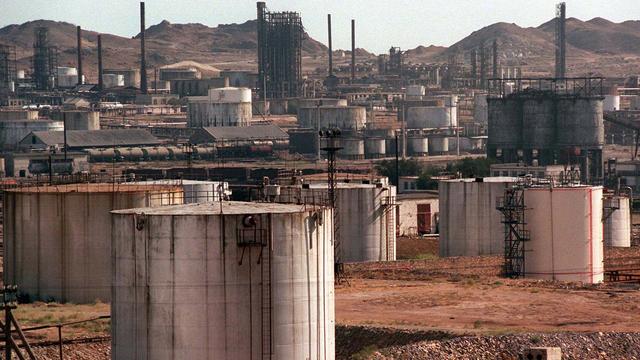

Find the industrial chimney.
xmin=140 ymin=1 xmax=148 ymax=93
xmin=76 ymin=26 xmax=83 ymax=85
xmin=351 ymin=19 xmax=355 ymax=81
xmin=97 ymin=34 xmax=103 ymax=91
xmin=327 ymin=14 xmax=333 ymax=77
xmin=555 ymin=2 xmax=566 ymax=78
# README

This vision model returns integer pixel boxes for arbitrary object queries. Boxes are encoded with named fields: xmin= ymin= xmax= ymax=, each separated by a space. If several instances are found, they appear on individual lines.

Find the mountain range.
xmin=1 ymin=15 xmax=640 ymax=81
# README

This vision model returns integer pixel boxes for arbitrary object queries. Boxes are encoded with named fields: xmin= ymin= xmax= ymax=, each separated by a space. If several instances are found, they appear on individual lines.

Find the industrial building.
xmin=111 ymin=201 xmax=334 ymax=359
xmin=19 ymin=129 xmax=161 ymax=150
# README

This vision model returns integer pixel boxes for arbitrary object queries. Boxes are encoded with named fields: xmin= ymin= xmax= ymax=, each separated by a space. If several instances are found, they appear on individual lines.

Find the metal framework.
xmin=555 ymin=2 xmax=567 ymax=78
xmin=32 ymin=27 xmax=58 ymax=90
xmin=0 ymin=44 xmax=16 ymax=91
xmin=496 ymin=185 xmax=529 ymax=278
xmin=487 ymin=77 xmax=604 ymax=98
xmin=320 ymin=129 xmax=344 ymax=282
xmin=257 ymin=2 xmax=303 ymax=99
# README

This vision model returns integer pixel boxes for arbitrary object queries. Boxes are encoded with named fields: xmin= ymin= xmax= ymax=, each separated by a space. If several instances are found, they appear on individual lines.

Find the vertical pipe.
xmin=63 ymin=112 xmax=67 ymax=160
xmin=97 ymin=34 xmax=103 ymax=91
xmin=492 ymin=39 xmax=498 ymax=79
xmin=395 ymin=133 xmax=400 ymax=190
xmin=351 ymin=19 xmax=355 ymax=82
xmin=140 ymin=2 xmax=147 ymax=93
xmin=58 ymin=325 xmax=63 ymax=360
xmin=327 ymin=14 xmax=333 ymax=77
xmin=257 ymin=2 xmax=266 ymax=99
xmin=555 ymin=2 xmax=566 ymax=78
xmin=480 ymin=44 xmax=486 ymax=89
xmin=76 ymin=26 xmax=83 ymax=85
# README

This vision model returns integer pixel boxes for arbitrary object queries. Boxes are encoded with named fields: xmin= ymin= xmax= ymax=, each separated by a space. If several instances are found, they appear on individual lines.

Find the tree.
xmin=452 ymin=157 xmax=494 ymax=178
xmin=375 ymin=159 xmax=421 ymax=185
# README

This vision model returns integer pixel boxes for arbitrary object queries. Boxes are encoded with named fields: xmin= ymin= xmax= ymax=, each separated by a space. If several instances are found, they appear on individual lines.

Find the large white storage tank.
xmin=187 ymin=87 xmax=253 ymax=127
xmin=297 ymin=106 xmax=367 ymax=130
xmin=603 ymin=95 xmax=620 ymax=112
xmin=276 ymin=182 xmax=396 ymax=262
xmin=3 ymin=184 xmax=183 ymax=303
xmin=604 ymin=195 xmax=631 ymax=247
xmin=524 ymin=186 xmax=604 ymax=283
xmin=112 ymin=202 xmax=335 ymax=360
xmin=439 ymin=178 xmax=515 ymax=257
xmin=406 ymin=107 xmax=455 ymax=129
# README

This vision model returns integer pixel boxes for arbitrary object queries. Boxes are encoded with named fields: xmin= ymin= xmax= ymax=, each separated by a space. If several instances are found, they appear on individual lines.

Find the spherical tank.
xmin=604 ymin=196 xmax=631 ymax=247
xmin=556 ymin=97 xmax=604 ymax=148
xmin=439 ymin=178 xmax=514 ymax=257
xmin=522 ymin=97 xmax=555 ymax=149
xmin=3 ymin=184 xmax=183 ymax=303
xmin=524 ymin=186 xmax=604 ymax=283
xmin=111 ymin=202 xmax=335 ymax=360
xmin=364 ymin=138 xmax=386 ymax=159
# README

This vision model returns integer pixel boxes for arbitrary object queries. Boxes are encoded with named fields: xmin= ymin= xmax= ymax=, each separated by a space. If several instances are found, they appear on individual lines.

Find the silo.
xmin=364 ymin=137 xmax=386 ymax=159
xmin=439 ymin=178 xmax=515 ymax=257
xmin=3 ymin=183 xmax=183 ymax=303
xmin=277 ymin=183 xmax=396 ymax=262
xmin=522 ymin=97 xmax=555 ymax=150
xmin=428 ymin=136 xmax=448 ymax=155
xmin=52 ymin=111 xmax=100 ymax=130
xmin=408 ymin=136 xmax=429 ymax=156
xmin=487 ymin=97 xmax=522 ymax=160
xmin=111 ymin=202 xmax=335 ymax=360
xmin=603 ymin=95 xmax=620 ymax=111
xmin=524 ymin=186 xmax=604 ymax=283
xmin=604 ymin=195 xmax=631 ymax=247
xmin=556 ymin=97 xmax=604 ymax=149
xmin=297 ymin=106 xmax=366 ymax=130
xmin=291 ymin=98 xmax=347 ymax=113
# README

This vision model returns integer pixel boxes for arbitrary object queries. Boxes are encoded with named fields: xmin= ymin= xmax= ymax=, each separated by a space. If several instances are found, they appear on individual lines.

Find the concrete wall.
xmin=439 ymin=178 xmax=514 ymax=257
xmin=112 ymin=203 xmax=335 ymax=359
xmin=3 ymin=185 xmax=183 ymax=303
xmin=524 ymin=186 xmax=604 ymax=283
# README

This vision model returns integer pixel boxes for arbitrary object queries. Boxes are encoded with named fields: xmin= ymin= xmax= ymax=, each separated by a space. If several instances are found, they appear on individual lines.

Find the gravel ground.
xmin=373 ymin=332 xmax=640 ymax=360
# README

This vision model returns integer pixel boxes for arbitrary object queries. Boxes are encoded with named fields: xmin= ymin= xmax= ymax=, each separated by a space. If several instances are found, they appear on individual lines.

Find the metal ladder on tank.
xmin=382 ymin=195 xmax=396 ymax=261
xmin=261 ymin=225 xmax=272 ymax=360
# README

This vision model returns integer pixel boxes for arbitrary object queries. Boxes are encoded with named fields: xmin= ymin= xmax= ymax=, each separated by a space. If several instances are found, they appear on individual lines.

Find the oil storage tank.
xmin=276 ymin=182 xmax=396 ymax=262
xmin=523 ymin=186 xmax=604 ymax=283
xmin=406 ymin=107 xmax=455 ymax=129
xmin=439 ymin=178 xmax=515 ymax=257
xmin=298 ymin=106 xmax=366 ymax=130
xmin=111 ymin=202 xmax=335 ymax=360
xmin=3 ymin=183 xmax=183 ymax=303
xmin=364 ymin=137 xmax=386 ymax=159
xmin=604 ymin=195 xmax=631 ymax=247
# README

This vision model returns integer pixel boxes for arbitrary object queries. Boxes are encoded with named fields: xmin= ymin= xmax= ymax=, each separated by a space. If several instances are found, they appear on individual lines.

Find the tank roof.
xmin=5 ymin=183 xmax=182 ymax=193
xmin=112 ymin=201 xmax=322 ymax=215
xmin=441 ymin=177 xmax=518 ymax=183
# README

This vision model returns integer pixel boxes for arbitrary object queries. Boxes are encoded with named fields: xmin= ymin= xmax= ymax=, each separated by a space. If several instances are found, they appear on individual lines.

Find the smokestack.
xmin=97 ymin=34 xmax=103 ymax=91
xmin=555 ymin=2 xmax=566 ymax=78
xmin=140 ymin=1 xmax=148 ymax=93
xmin=76 ymin=26 xmax=83 ymax=85
xmin=492 ymin=39 xmax=498 ymax=79
xmin=351 ymin=19 xmax=355 ymax=81
xmin=327 ymin=14 xmax=333 ymax=77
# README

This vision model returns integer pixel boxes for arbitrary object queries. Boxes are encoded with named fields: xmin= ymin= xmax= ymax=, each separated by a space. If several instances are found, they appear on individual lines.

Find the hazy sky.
xmin=2 ymin=0 xmax=640 ymax=53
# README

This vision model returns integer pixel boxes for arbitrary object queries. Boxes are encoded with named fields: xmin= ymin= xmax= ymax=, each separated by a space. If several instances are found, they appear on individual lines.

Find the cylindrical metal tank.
xmin=298 ymin=106 xmax=366 ymax=130
xmin=556 ymin=97 xmax=604 ymax=148
xmin=52 ymin=111 xmax=100 ymax=130
xmin=277 ymin=183 xmax=396 ymax=262
xmin=115 ymin=147 xmax=144 ymax=162
xmin=406 ymin=85 xmax=425 ymax=97
xmin=408 ymin=136 xmax=429 ymax=156
xmin=406 ymin=107 xmax=454 ymax=129
xmin=428 ymin=136 xmax=448 ymax=154
xmin=603 ymin=95 xmax=620 ymax=111
xmin=3 ymin=184 xmax=184 ymax=303
xmin=439 ymin=178 xmax=515 ymax=257
xmin=473 ymin=94 xmax=488 ymax=124
xmin=364 ymin=137 xmax=386 ymax=159
xmin=187 ymin=101 xmax=253 ymax=127
xmin=141 ymin=146 xmax=171 ymax=161
xmin=1 ymin=120 xmax=64 ymax=150
xmin=487 ymin=97 xmax=521 ymax=148
xmin=111 ymin=202 xmax=335 ymax=360
xmin=291 ymin=98 xmax=347 ymax=113
xmin=522 ymin=97 xmax=555 ymax=149
xmin=87 ymin=148 xmax=120 ymax=162
xmin=524 ymin=186 xmax=604 ymax=283
xmin=604 ymin=195 xmax=631 ymax=247
xmin=338 ymin=138 xmax=364 ymax=160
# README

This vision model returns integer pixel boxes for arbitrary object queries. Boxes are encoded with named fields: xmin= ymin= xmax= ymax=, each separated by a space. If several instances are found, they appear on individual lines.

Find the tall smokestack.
xmin=76 ymin=26 xmax=83 ymax=85
xmin=140 ymin=1 xmax=147 ymax=93
xmin=327 ymin=14 xmax=333 ymax=77
xmin=97 ymin=34 xmax=103 ymax=91
xmin=555 ymin=2 xmax=566 ymax=78
xmin=492 ymin=39 xmax=498 ymax=79
xmin=351 ymin=19 xmax=355 ymax=81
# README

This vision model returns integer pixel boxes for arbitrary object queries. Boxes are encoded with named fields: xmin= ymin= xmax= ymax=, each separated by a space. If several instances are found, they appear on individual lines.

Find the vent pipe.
xmin=97 ymin=34 xmax=103 ymax=91
xmin=140 ymin=1 xmax=147 ymax=93
xmin=327 ymin=14 xmax=333 ymax=77
xmin=76 ymin=26 xmax=83 ymax=85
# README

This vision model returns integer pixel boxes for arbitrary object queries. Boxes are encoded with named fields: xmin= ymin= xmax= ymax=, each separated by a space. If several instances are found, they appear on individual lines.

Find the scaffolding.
xmin=496 ymin=185 xmax=529 ymax=278
xmin=257 ymin=2 xmax=303 ymax=99
xmin=0 ymin=44 xmax=16 ymax=91
xmin=32 ymin=27 xmax=58 ymax=90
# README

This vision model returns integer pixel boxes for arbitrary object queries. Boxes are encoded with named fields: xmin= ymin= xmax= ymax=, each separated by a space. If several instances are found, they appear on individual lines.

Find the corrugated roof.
xmin=27 ymin=129 xmax=161 ymax=148
xmin=200 ymin=125 xmax=288 ymax=141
